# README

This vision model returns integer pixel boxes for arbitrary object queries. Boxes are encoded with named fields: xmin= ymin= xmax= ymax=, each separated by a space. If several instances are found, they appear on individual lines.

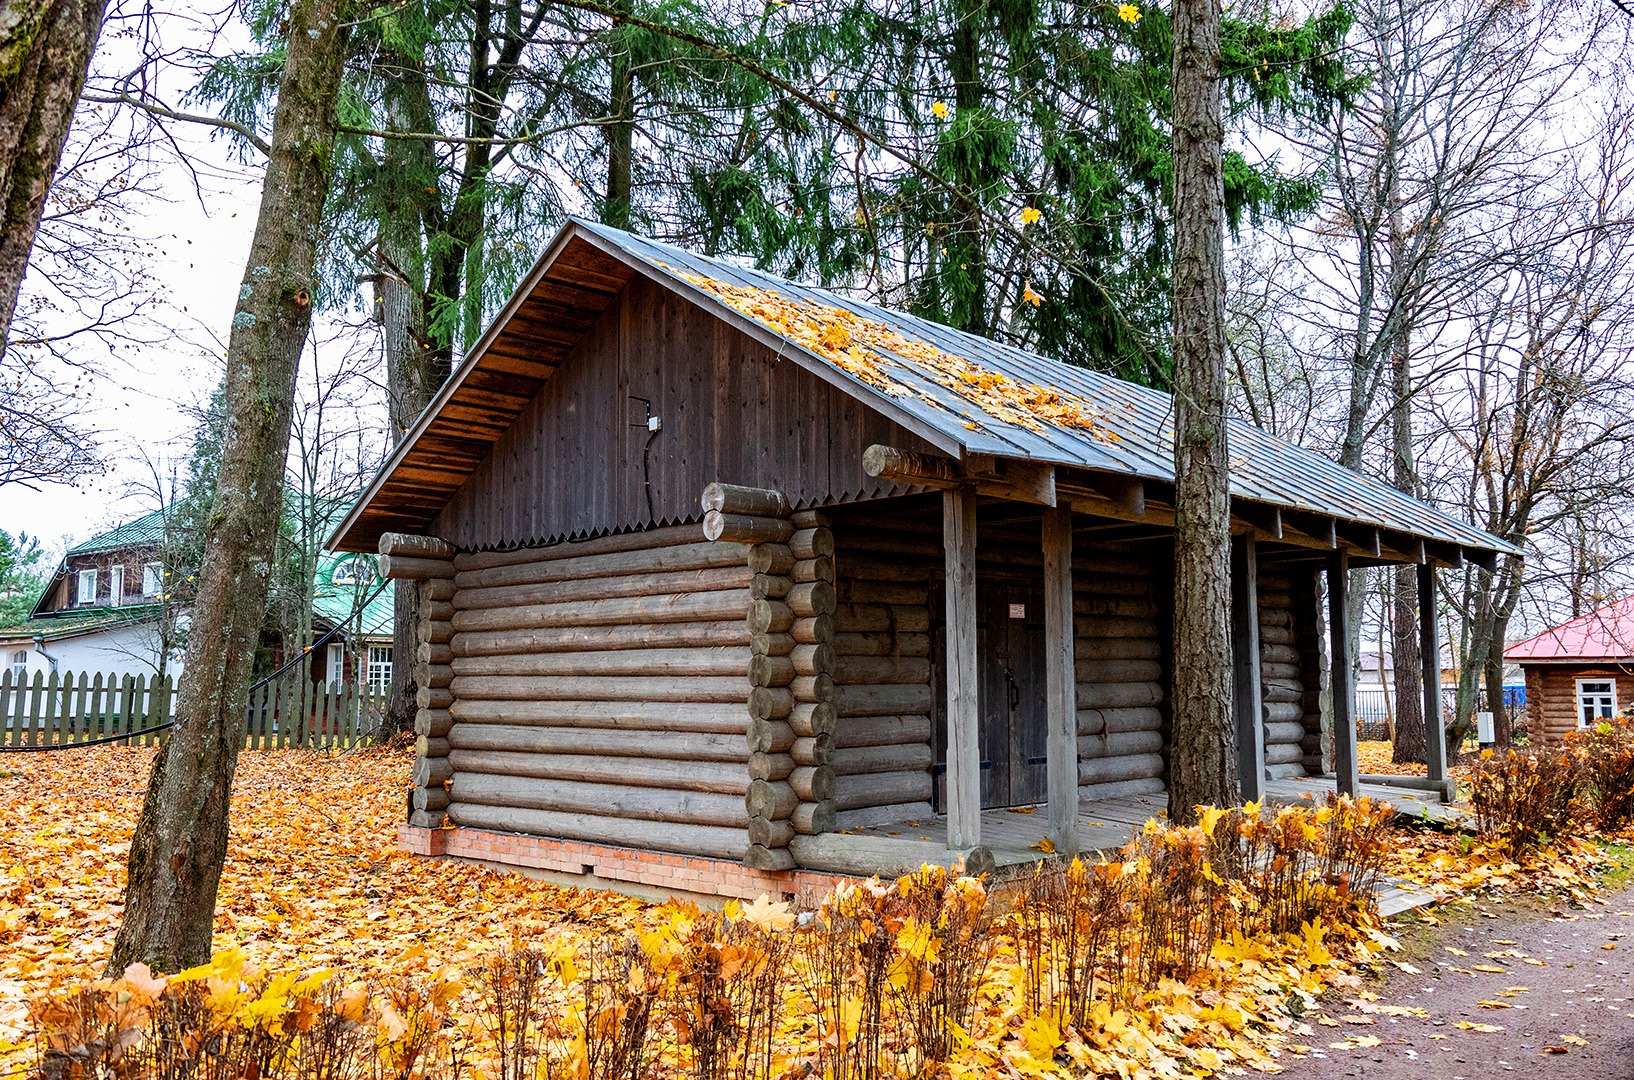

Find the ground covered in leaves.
xmin=0 ymin=746 xmax=1625 ymax=1079
xmin=1267 ymin=881 xmax=1634 ymax=1077
xmin=0 ymin=749 xmax=650 ymax=1049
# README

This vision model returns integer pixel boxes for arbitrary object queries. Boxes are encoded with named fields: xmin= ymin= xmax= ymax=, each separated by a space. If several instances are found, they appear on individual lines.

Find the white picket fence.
xmin=0 ymin=668 xmax=389 ymax=749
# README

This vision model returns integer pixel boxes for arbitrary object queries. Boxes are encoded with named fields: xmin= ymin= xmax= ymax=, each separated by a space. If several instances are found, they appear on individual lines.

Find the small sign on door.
xmin=1009 ymin=603 xmax=1026 ymax=619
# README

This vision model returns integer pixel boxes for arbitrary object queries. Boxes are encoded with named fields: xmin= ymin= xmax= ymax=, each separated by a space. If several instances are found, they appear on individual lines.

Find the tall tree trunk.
xmin=0 ymin=0 xmax=106 ymax=351
xmin=105 ymin=0 xmax=352 ymax=975
xmin=1488 ymin=612 xmax=1510 ymax=744
xmin=1167 ymin=0 xmax=1236 ymax=823
xmin=1386 ymin=189 xmax=1425 ymax=764
xmin=945 ymin=0 xmax=986 ymax=335
xmin=604 ymin=0 xmax=634 ymax=230
xmin=378 ymin=32 xmax=440 ymax=740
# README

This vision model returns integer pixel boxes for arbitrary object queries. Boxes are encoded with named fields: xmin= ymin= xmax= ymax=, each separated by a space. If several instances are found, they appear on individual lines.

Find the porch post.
xmin=1043 ymin=506 xmax=1079 ymax=854
xmin=1419 ymin=563 xmax=1450 ymax=796
xmin=943 ymin=486 xmax=982 ymax=851
xmin=1328 ymin=552 xmax=1359 ymax=796
xmin=1231 ymin=534 xmax=1265 ymax=803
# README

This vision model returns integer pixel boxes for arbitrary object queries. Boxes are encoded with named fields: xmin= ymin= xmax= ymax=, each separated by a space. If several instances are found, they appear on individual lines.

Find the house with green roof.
xmin=1 ymin=510 xmax=394 ymax=689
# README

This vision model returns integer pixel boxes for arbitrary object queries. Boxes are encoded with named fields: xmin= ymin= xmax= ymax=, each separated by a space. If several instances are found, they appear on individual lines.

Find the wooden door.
xmin=933 ymin=576 xmax=1051 ymax=812
xmin=978 ymin=582 xmax=1049 ymax=808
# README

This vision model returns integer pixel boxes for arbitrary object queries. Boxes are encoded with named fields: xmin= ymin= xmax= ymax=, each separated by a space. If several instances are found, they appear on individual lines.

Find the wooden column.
xmin=1231 ymin=534 xmax=1265 ymax=804
xmin=1419 ymin=563 xmax=1450 ymax=793
xmin=1042 ymin=506 xmax=1079 ymax=855
xmin=1327 ymin=552 xmax=1358 ymax=797
xmin=943 ymin=486 xmax=981 ymax=851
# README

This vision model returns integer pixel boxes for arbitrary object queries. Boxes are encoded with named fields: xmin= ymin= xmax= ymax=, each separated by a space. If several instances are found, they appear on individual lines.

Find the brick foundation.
xmin=397 ymin=825 xmax=846 ymax=906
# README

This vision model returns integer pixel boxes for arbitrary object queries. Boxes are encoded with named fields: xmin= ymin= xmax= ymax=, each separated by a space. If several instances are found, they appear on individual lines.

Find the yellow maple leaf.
xmin=1352 ymin=1035 xmax=1382 ymax=1047
xmin=1021 ymin=281 xmax=1042 ymax=307
xmin=1032 ymin=836 xmax=1057 ymax=854
xmin=741 ymin=893 xmax=796 ymax=931
xmin=1019 ymin=206 xmax=1042 ymax=226
xmin=1117 ymin=2 xmax=1141 ymax=22
xmin=1456 ymin=1021 xmax=1504 ymax=1033
xmin=1563 ymin=1034 xmax=1589 ymax=1046
xmin=931 ymin=100 xmax=949 ymax=119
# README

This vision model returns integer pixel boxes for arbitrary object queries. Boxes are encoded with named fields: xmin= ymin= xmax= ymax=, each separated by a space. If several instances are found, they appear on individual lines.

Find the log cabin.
xmin=1506 ymin=597 xmax=1634 ymax=744
xmin=332 ymin=220 xmax=1518 ymax=900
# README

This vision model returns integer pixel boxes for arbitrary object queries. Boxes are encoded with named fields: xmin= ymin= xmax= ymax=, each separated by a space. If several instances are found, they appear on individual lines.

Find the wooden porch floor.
xmin=841 ymin=775 xmax=1467 ymax=917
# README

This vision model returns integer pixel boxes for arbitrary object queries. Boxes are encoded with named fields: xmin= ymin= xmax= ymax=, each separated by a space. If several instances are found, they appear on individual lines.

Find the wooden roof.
xmin=331 ymin=229 xmax=637 ymax=551
xmin=333 ymin=221 xmax=1519 ymax=566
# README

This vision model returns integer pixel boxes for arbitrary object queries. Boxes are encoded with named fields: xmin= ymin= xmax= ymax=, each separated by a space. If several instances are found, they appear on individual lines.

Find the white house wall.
xmin=1 ymin=622 xmax=182 ymax=684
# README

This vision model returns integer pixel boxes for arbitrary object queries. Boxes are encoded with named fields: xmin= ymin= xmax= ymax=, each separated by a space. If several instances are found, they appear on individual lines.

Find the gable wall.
xmin=434 ymin=276 xmax=936 ymax=550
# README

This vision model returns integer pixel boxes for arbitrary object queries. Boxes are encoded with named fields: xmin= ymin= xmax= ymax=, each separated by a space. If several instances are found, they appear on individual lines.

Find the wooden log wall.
xmin=379 ymin=533 xmax=459 ymax=827
xmin=1074 ymin=549 xmax=1167 ymax=800
xmin=1256 ymin=566 xmax=1307 ymax=779
xmin=827 ymin=517 xmax=938 ymax=830
xmin=1291 ymin=569 xmax=1331 ymax=776
xmin=440 ymin=522 xmax=759 ymax=861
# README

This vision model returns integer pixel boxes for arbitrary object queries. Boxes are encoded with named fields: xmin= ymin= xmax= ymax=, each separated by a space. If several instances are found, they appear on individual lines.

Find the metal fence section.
xmin=0 ymin=669 xmax=386 ymax=749
xmin=1354 ymin=687 xmax=1461 ymax=741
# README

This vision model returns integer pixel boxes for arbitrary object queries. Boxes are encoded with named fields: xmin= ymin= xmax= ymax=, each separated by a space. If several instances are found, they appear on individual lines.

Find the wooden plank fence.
xmin=0 ymin=670 xmax=388 ymax=749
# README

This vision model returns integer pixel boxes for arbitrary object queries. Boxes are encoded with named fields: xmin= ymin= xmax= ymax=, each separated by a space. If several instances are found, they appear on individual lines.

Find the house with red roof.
xmin=1505 ymin=597 xmax=1634 ymax=743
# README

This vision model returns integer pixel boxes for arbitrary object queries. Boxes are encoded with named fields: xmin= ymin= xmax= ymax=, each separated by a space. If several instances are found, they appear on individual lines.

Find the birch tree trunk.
xmin=1167 ymin=0 xmax=1236 ymax=822
xmin=0 ymin=0 xmax=106 ymax=351
xmin=105 ymin=0 xmax=353 ymax=974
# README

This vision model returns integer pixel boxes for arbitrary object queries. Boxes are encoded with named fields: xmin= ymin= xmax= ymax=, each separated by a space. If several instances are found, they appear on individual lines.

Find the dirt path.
xmin=1263 ymin=883 xmax=1634 ymax=1079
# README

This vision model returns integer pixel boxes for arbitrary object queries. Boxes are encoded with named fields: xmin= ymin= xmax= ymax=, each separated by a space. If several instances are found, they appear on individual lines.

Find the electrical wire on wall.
xmin=629 ymin=395 xmax=662 ymax=526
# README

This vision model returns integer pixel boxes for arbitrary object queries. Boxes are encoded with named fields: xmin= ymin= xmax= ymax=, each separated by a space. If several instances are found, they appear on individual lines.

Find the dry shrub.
xmin=1234 ymin=797 xmax=1396 ymax=938
xmin=888 ymin=865 xmax=996 ymax=1067
xmin=1014 ymin=796 xmax=1392 ymax=1034
xmin=1013 ymin=857 xmax=1135 ymax=1023
xmin=466 ymin=945 xmax=574 ymax=1080
xmin=795 ymin=867 xmax=997 ymax=1080
xmin=26 ymin=802 xmax=1399 ymax=1080
xmin=29 ymin=955 xmax=454 ymax=1080
xmin=1566 ymin=717 xmax=1634 ymax=832
xmin=1469 ymin=747 xmax=1582 ymax=855
xmin=576 ymin=936 xmax=659 ymax=1080
xmin=664 ymin=901 xmax=793 ymax=1080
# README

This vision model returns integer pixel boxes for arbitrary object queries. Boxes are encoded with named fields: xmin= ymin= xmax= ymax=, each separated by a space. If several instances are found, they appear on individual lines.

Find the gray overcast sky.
xmin=6 ymin=124 xmax=270 ymax=554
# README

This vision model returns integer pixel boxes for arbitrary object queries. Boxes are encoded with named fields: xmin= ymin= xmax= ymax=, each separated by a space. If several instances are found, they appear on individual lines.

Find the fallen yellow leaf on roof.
xmin=1473 ymin=964 xmax=1507 ymax=973
xmin=1563 ymin=1034 xmax=1589 ymax=1046
xmin=1456 ymin=1021 xmax=1504 ymax=1033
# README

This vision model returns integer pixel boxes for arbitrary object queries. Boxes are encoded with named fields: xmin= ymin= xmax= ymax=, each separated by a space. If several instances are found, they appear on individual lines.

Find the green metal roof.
xmin=65 ymin=509 xmax=170 ymax=556
xmin=312 ymin=550 xmax=393 ymax=638
xmin=0 ymin=606 xmax=161 ymax=640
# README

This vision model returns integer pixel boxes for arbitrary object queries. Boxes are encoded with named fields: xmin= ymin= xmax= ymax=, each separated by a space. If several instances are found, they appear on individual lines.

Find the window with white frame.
xmin=326 ymin=642 xmax=345 ymax=687
xmin=109 ymin=566 xmax=124 ymax=607
xmin=76 ymin=569 xmax=97 ymax=606
xmin=142 ymin=562 xmax=163 ymax=598
xmin=1577 ymin=678 xmax=1617 ymax=727
xmin=9 ymin=651 xmax=25 ymax=680
xmin=331 ymin=557 xmax=374 ymax=587
xmin=367 ymin=646 xmax=393 ymax=692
